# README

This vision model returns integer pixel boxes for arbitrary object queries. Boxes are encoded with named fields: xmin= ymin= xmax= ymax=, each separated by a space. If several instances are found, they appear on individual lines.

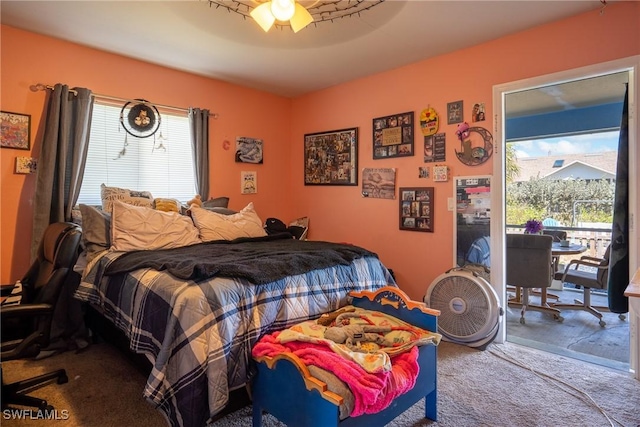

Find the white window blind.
xmin=77 ymin=102 xmax=196 ymax=205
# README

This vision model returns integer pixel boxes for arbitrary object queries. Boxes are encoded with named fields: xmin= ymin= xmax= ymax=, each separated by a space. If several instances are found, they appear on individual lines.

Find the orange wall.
xmin=2 ymin=2 xmax=639 ymax=298
xmin=1 ymin=26 xmax=293 ymax=282
xmin=290 ymin=2 xmax=639 ymax=300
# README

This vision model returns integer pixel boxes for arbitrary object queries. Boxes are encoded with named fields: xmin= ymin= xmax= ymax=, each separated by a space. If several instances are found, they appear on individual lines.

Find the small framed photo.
xmin=1 ymin=111 xmax=31 ymax=150
xmin=399 ymin=187 xmax=434 ymax=232
xmin=447 ymin=101 xmax=463 ymax=125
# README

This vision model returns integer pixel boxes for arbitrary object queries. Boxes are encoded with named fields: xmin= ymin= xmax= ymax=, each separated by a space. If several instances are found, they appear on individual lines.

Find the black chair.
xmin=1 ymin=222 xmax=82 ymax=411
xmin=554 ymin=244 xmax=626 ymax=327
xmin=506 ymin=234 xmax=562 ymax=324
xmin=542 ymin=229 xmax=568 ymax=242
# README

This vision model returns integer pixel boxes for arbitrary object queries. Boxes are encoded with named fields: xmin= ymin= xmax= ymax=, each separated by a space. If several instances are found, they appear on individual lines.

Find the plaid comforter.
xmin=75 ymin=245 xmax=394 ymax=427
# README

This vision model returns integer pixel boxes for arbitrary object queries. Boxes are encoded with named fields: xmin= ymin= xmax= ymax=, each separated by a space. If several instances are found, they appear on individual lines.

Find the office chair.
xmin=542 ymin=230 xmax=568 ymax=242
xmin=506 ymin=234 xmax=561 ymax=324
xmin=554 ymin=244 xmax=625 ymax=327
xmin=1 ymin=222 xmax=82 ymax=411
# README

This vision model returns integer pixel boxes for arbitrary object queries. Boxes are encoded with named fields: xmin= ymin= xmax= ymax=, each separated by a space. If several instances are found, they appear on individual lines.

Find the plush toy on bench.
xmin=324 ymin=313 xmax=394 ymax=353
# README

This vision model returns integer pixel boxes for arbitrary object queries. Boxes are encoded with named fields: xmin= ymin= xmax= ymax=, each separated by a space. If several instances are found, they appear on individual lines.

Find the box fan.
xmin=425 ymin=266 xmax=502 ymax=350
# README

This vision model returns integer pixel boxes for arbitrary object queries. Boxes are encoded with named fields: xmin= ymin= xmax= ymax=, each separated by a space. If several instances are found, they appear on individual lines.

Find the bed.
xmin=74 ymin=201 xmax=395 ymax=427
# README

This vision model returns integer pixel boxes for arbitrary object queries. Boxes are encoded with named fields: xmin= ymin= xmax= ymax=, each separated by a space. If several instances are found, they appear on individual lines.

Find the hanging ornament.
xmin=120 ymin=99 xmax=161 ymax=138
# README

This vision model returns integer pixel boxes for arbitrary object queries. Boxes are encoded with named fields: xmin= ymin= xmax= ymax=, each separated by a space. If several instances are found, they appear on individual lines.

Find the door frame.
xmin=490 ymin=56 xmax=639 ymax=373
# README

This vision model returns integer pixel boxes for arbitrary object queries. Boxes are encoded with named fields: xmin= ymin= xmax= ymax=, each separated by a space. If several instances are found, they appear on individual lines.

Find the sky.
xmin=511 ymin=130 xmax=619 ymax=159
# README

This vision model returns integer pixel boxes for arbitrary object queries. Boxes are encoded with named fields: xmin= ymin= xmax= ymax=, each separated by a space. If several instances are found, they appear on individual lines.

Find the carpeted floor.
xmin=2 ymin=340 xmax=639 ymax=427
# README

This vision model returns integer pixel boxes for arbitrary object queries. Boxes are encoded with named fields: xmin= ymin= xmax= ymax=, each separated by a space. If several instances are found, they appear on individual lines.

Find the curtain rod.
xmin=30 ymin=83 xmax=218 ymax=118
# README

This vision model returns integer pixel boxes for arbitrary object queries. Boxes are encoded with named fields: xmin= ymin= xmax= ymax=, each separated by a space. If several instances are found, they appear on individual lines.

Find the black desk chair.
xmin=554 ymin=244 xmax=626 ymax=327
xmin=1 ymin=222 xmax=82 ymax=411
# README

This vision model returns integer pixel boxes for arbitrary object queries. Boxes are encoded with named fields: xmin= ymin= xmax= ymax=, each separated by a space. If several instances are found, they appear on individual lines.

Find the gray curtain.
xmin=608 ymin=84 xmax=628 ymax=313
xmin=188 ymin=107 xmax=210 ymax=200
xmin=32 ymin=84 xmax=93 ymax=260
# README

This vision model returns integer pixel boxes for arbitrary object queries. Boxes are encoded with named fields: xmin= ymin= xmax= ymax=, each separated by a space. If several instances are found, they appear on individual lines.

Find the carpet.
xmin=2 ymin=340 xmax=639 ymax=427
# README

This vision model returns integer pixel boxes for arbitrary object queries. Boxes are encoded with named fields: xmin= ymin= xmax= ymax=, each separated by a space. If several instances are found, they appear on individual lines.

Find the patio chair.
xmin=553 ymin=244 xmax=626 ymax=327
xmin=506 ymin=234 xmax=562 ymax=324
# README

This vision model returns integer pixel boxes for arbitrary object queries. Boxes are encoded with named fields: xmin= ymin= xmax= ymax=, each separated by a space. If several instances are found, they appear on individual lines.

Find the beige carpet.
xmin=2 ymin=340 xmax=639 ymax=427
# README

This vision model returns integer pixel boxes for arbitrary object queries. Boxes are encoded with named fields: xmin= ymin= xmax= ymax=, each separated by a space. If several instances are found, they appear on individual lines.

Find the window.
xmin=552 ymin=159 xmax=564 ymax=168
xmin=77 ymin=102 xmax=196 ymax=205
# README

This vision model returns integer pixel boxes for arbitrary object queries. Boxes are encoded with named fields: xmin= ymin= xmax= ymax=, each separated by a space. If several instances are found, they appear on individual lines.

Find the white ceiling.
xmin=1 ymin=0 xmax=608 ymax=99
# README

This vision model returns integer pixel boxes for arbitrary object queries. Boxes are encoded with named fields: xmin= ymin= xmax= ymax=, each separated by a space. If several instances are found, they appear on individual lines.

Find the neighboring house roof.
xmin=514 ymin=151 xmax=617 ymax=182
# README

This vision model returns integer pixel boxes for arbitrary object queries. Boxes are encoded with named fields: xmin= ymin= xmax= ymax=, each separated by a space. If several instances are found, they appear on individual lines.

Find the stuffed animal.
xmin=187 ymin=194 xmax=203 ymax=208
xmin=324 ymin=324 xmax=394 ymax=353
xmin=317 ymin=307 xmax=356 ymax=326
xmin=455 ymin=122 xmax=471 ymax=140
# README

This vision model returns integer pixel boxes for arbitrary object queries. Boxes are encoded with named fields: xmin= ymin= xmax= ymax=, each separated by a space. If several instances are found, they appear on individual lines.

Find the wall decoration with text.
xmin=304 ymin=127 xmax=358 ymax=186
xmin=361 ymin=167 xmax=396 ymax=199
xmin=419 ymin=107 xmax=439 ymax=136
xmin=373 ymin=111 xmax=414 ymax=159
xmin=241 ymin=171 xmax=257 ymax=194
xmin=424 ymin=132 xmax=446 ymax=163
xmin=235 ymin=137 xmax=263 ymax=164
xmin=399 ymin=187 xmax=434 ymax=232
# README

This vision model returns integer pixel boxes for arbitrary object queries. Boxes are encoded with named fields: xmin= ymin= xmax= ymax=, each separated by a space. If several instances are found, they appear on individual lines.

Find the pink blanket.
xmin=252 ymin=331 xmax=419 ymax=417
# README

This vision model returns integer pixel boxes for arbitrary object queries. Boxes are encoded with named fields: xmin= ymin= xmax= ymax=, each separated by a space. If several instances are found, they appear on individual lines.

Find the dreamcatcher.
xmin=115 ymin=99 xmax=162 ymax=159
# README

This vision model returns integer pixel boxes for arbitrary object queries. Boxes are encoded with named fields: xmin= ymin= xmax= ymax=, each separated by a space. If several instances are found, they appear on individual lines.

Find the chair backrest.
xmin=596 ymin=244 xmax=611 ymax=287
xmin=22 ymin=222 xmax=82 ymax=306
xmin=506 ymin=234 xmax=553 ymax=289
xmin=542 ymin=229 xmax=567 ymax=242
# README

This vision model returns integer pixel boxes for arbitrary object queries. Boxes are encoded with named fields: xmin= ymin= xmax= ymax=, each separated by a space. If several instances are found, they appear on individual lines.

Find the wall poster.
xmin=399 ymin=187 xmax=434 ymax=232
xmin=373 ymin=111 xmax=414 ymax=159
xmin=362 ymin=167 xmax=396 ymax=199
xmin=235 ymin=137 xmax=264 ymax=163
xmin=304 ymin=127 xmax=358 ymax=186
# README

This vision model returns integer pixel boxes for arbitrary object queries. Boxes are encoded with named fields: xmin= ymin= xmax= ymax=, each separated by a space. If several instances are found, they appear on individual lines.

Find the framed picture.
xmin=235 ymin=136 xmax=263 ymax=164
xmin=447 ymin=101 xmax=463 ymax=125
xmin=1 ymin=111 xmax=31 ymax=150
xmin=399 ymin=187 xmax=434 ymax=232
xmin=373 ymin=111 xmax=414 ymax=159
xmin=304 ymin=127 xmax=358 ymax=186
xmin=362 ymin=167 xmax=396 ymax=199
xmin=241 ymin=171 xmax=257 ymax=194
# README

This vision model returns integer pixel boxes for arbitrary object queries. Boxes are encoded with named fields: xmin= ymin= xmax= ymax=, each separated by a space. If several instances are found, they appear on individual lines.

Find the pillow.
xmin=79 ymin=204 xmax=112 ymax=262
xmin=110 ymin=201 xmax=201 ymax=251
xmin=202 ymin=207 xmax=237 ymax=215
xmin=154 ymin=198 xmax=181 ymax=213
xmin=101 ymin=183 xmax=153 ymax=213
xmin=202 ymin=196 xmax=230 ymax=208
xmin=190 ymin=202 xmax=267 ymax=242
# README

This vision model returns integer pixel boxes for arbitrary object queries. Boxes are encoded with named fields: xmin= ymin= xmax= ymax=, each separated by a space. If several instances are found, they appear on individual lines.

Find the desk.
xmin=624 ymin=268 xmax=640 ymax=380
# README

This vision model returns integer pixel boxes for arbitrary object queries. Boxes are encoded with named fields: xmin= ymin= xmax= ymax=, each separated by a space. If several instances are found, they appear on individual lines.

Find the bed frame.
xmin=251 ymin=286 xmax=440 ymax=427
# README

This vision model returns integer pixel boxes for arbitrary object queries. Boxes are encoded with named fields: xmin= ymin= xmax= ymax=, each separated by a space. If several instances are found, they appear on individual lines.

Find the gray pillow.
xmin=202 ymin=207 xmax=236 ymax=215
xmin=79 ymin=204 xmax=111 ymax=262
xmin=202 ymin=197 xmax=229 ymax=208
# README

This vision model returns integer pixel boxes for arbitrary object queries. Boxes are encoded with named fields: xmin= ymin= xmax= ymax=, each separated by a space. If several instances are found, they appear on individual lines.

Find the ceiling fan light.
xmin=290 ymin=3 xmax=313 ymax=33
xmin=250 ymin=2 xmax=276 ymax=32
xmin=270 ymin=0 xmax=295 ymax=22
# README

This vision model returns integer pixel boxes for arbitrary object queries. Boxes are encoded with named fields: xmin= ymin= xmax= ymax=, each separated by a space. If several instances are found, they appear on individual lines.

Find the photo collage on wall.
xmin=399 ymin=187 xmax=434 ymax=232
xmin=373 ymin=111 xmax=414 ymax=159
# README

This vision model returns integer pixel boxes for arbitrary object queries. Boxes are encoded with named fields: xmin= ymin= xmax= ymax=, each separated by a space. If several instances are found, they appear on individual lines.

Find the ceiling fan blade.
xmin=290 ymin=3 xmax=313 ymax=33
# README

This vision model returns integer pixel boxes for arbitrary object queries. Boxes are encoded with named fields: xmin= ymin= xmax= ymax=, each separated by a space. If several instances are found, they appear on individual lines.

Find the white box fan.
xmin=424 ymin=266 xmax=503 ymax=350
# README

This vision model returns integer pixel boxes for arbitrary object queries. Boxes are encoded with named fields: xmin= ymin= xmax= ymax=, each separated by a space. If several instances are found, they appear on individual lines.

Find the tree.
xmin=505 ymin=143 xmax=519 ymax=184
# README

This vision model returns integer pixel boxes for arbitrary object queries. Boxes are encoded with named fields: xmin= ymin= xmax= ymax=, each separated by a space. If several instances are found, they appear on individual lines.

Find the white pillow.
xmin=110 ymin=200 xmax=201 ymax=251
xmin=190 ymin=202 xmax=267 ymax=242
